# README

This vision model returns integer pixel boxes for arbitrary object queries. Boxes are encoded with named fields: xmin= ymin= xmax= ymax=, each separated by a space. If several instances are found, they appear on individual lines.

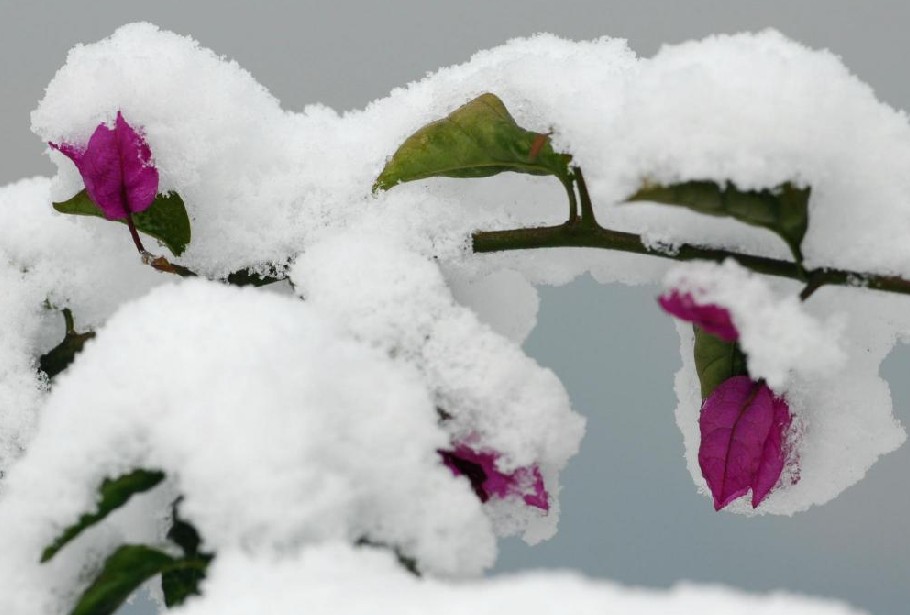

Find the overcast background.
xmin=2 ymin=2 xmax=909 ymax=614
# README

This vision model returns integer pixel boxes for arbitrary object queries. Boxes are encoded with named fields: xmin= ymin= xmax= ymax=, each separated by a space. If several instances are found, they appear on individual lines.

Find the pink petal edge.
xmin=440 ymin=445 xmax=549 ymax=512
xmin=658 ymin=290 xmax=738 ymax=342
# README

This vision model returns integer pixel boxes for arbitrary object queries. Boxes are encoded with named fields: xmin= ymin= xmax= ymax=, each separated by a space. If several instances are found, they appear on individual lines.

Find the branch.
xmin=471 ymin=222 xmax=910 ymax=297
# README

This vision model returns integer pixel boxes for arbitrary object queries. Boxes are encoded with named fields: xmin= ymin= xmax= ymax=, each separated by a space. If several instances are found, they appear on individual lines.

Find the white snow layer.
xmin=170 ymin=543 xmax=868 ymax=615
xmin=663 ymin=260 xmax=846 ymax=390
xmin=0 ymin=19 xmax=900 ymax=613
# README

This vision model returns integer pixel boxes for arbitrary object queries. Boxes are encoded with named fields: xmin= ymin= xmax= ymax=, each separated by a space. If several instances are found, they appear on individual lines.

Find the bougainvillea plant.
xmin=4 ymin=24 xmax=909 ymax=615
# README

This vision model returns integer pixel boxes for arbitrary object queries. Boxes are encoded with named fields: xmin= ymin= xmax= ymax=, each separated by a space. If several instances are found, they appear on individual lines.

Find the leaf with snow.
xmin=698 ymin=376 xmax=793 ymax=510
xmin=628 ymin=181 xmax=810 ymax=262
xmin=70 ymin=545 xmax=172 ymax=615
xmin=53 ymin=189 xmax=191 ymax=257
xmin=162 ymin=502 xmax=214 ymax=607
xmin=41 ymin=469 xmax=165 ymax=562
xmin=373 ymin=92 xmax=572 ymax=192
xmin=70 ymin=544 xmax=196 ymax=615
xmin=38 ymin=309 xmax=95 ymax=381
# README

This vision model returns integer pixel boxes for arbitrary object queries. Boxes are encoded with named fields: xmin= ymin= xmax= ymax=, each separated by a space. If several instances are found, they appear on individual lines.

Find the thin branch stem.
xmin=61 ymin=308 xmax=75 ymax=335
xmin=471 ymin=222 xmax=910 ymax=297
xmin=573 ymin=166 xmax=597 ymax=227
xmin=125 ymin=214 xmax=147 ymax=256
xmin=560 ymin=176 xmax=578 ymax=224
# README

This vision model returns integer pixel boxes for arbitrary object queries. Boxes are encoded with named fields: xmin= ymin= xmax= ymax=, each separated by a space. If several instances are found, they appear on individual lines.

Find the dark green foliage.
xmin=628 ymin=180 xmax=810 ymax=262
xmin=161 ymin=502 xmax=213 ymax=607
xmin=225 ymin=267 xmax=284 ymax=287
xmin=53 ymin=190 xmax=191 ymax=257
xmin=70 ymin=545 xmax=175 ymax=615
xmin=39 ymin=309 xmax=95 ymax=380
xmin=41 ymin=469 xmax=165 ymax=563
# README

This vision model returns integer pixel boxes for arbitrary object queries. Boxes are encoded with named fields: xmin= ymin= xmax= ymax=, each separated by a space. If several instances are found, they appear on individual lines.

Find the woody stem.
xmin=125 ymin=214 xmax=146 ymax=255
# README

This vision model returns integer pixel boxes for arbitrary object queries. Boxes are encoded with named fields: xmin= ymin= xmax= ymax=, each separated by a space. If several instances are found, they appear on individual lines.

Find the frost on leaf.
xmin=698 ymin=376 xmax=793 ymax=510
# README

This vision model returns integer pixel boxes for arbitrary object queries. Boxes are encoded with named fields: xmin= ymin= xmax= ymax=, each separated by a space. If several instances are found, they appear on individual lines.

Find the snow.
xmin=170 ymin=543 xmax=869 ymax=615
xmin=602 ymin=31 xmax=910 ymax=277
xmin=0 ymin=282 xmax=499 ymax=612
xmin=291 ymin=233 xmax=584 ymax=543
xmin=662 ymin=260 xmax=846 ymax=390
xmin=0 ymin=19 xmax=902 ymax=614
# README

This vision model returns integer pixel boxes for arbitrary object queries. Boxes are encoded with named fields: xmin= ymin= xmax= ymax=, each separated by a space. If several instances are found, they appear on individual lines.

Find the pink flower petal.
xmin=49 ymin=142 xmax=85 ymax=166
xmin=697 ymin=376 xmax=793 ymax=510
xmin=440 ymin=444 xmax=549 ymax=511
xmin=517 ymin=466 xmax=549 ymax=510
xmin=751 ymin=396 xmax=793 ymax=507
xmin=115 ymin=111 xmax=158 ymax=215
xmin=658 ymin=290 xmax=738 ymax=342
xmin=49 ymin=112 xmax=158 ymax=220
xmin=79 ymin=121 xmax=126 ymax=219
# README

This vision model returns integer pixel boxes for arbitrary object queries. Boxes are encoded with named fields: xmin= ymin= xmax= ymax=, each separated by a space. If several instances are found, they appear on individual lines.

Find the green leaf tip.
xmin=627 ymin=180 xmax=810 ymax=263
xmin=53 ymin=189 xmax=192 ymax=257
xmin=373 ymin=92 xmax=572 ymax=193
xmin=41 ymin=469 xmax=165 ymax=563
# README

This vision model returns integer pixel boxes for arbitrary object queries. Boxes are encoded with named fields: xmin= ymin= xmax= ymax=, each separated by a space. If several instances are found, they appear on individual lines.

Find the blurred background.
xmin=2 ymin=2 xmax=908 ymax=613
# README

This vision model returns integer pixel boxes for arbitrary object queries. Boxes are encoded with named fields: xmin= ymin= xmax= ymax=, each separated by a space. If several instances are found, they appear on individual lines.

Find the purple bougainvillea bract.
xmin=440 ymin=444 xmax=548 ymax=511
xmin=698 ymin=375 xmax=792 ymax=510
xmin=658 ymin=289 xmax=738 ymax=342
xmin=51 ymin=112 xmax=158 ymax=220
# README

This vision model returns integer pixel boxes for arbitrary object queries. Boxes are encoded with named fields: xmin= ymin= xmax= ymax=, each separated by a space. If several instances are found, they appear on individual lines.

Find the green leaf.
xmin=161 ymin=557 xmax=211 ymax=607
xmin=39 ymin=309 xmax=95 ymax=380
xmin=162 ymin=502 xmax=213 ymax=607
xmin=53 ymin=190 xmax=191 ymax=257
xmin=42 ymin=469 xmax=165 ymax=563
xmin=70 ymin=545 xmax=175 ymax=615
xmin=225 ymin=267 xmax=284 ymax=287
xmin=373 ymin=92 xmax=572 ymax=192
xmin=694 ymin=326 xmax=749 ymax=400
xmin=627 ymin=180 xmax=810 ymax=262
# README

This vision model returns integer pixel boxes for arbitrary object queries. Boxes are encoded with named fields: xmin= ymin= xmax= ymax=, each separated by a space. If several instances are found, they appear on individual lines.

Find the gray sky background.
xmin=2 ymin=2 xmax=909 ymax=614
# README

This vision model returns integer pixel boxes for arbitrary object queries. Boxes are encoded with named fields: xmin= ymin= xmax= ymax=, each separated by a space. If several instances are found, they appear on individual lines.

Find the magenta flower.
xmin=698 ymin=376 xmax=793 ymax=510
xmin=658 ymin=289 xmax=738 ymax=342
xmin=439 ymin=444 xmax=549 ymax=511
xmin=50 ymin=112 xmax=158 ymax=221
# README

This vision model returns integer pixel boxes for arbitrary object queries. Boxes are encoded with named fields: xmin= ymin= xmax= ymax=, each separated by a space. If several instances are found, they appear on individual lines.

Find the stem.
xmin=472 ymin=223 xmax=910 ymax=297
xmin=799 ymin=271 xmax=826 ymax=301
xmin=573 ymin=166 xmax=597 ymax=227
xmin=125 ymin=213 xmax=147 ymax=256
xmin=149 ymin=256 xmax=197 ymax=278
xmin=61 ymin=308 xmax=75 ymax=335
xmin=560 ymin=176 xmax=578 ymax=224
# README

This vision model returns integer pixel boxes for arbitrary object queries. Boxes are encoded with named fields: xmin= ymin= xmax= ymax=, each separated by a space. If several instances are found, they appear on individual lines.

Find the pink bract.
xmin=658 ymin=289 xmax=738 ymax=342
xmin=440 ymin=444 xmax=549 ymax=511
xmin=698 ymin=376 xmax=793 ymax=510
xmin=51 ymin=112 xmax=158 ymax=220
